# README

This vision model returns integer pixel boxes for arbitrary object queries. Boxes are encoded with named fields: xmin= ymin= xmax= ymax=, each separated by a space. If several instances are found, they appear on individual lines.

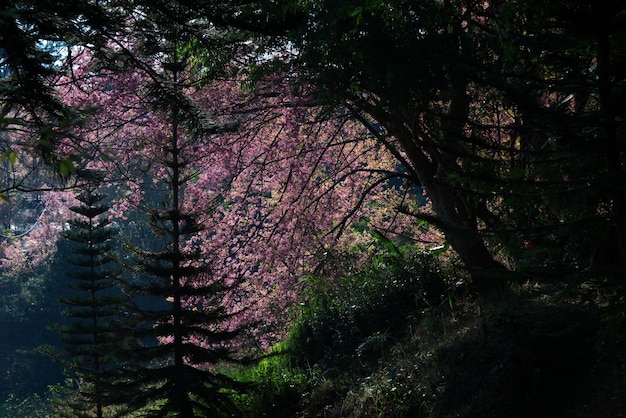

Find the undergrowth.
xmin=231 ymin=252 xmax=626 ymax=417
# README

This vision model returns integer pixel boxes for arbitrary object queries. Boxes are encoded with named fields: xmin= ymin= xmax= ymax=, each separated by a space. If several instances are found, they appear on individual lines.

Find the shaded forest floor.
xmin=239 ymin=267 xmax=626 ymax=417
xmin=2 ymin=258 xmax=626 ymax=417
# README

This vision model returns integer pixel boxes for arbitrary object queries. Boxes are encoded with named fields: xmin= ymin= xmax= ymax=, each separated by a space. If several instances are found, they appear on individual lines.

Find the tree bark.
xmin=426 ymin=177 xmax=507 ymax=290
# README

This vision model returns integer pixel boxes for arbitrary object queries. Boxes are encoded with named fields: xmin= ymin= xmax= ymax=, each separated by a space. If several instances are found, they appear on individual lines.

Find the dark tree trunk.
xmin=426 ymin=178 xmax=507 ymax=291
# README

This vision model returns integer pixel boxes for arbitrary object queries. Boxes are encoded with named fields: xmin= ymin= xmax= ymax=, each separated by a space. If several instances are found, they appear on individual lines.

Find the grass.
xmin=230 ymin=253 xmax=626 ymax=417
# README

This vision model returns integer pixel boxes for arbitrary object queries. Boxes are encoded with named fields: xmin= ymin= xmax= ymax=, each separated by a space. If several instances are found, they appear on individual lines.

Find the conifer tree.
xmin=52 ymin=174 xmax=127 ymax=418
xmin=117 ymin=93 xmax=248 ymax=417
xmin=110 ymin=21 xmax=249 ymax=416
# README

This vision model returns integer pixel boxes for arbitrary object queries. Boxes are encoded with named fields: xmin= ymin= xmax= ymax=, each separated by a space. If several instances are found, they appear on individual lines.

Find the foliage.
xmin=287 ymin=248 xmax=446 ymax=375
xmin=0 ymin=391 xmax=55 ymax=418
xmin=279 ymin=0 xmax=511 ymax=283
xmin=227 ymin=343 xmax=313 ymax=418
xmin=230 ymin=246 xmax=447 ymax=416
xmin=0 ymin=211 xmax=65 ymax=399
xmin=235 ymin=268 xmax=626 ymax=417
xmin=0 ymin=0 xmax=125 ymax=178
xmin=272 ymin=0 xmax=626 ymax=289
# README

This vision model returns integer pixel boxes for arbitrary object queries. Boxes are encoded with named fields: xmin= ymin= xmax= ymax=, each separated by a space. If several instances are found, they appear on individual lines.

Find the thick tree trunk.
xmin=443 ymin=223 xmax=507 ymax=289
xmin=426 ymin=179 xmax=507 ymax=290
xmin=359 ymin=111 xmax=508 ymax=291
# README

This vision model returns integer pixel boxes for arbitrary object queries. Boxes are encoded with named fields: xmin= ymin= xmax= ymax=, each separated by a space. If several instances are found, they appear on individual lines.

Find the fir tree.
xmin=51 ymin=175 xmax=127 ymax=418
xmin=112 ymin=24 xmax=249 ymax=416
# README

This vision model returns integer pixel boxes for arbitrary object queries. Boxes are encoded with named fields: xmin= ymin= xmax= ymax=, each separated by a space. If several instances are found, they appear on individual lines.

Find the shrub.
xmin=287 ymin=250 xmax=446 ymax=375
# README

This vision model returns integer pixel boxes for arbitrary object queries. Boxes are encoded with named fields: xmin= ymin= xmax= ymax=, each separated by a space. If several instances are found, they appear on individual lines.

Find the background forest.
xmin=1 ymin=0 xmax=625 ymax=417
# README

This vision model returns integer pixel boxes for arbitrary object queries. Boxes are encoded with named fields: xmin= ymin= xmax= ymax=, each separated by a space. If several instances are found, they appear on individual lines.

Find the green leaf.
xmin=371 ymin=229 xmax=401 ymax=257
xmin=0 ymin=149 xmax=18 ymax=166
xmin=57 ymin=157 xmax=77 ymax=177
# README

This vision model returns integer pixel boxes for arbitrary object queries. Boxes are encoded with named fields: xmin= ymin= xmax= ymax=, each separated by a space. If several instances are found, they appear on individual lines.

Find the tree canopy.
xmin=1 ymin=0 xmax=624 ymax=302
xmin=275 ymin=0 xmax=626 ymax=285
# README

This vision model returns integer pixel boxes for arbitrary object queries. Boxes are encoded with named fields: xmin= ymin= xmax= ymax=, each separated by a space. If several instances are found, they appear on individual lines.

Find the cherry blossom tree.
xmin=49 ymin=35 xmax=441 ymax=344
